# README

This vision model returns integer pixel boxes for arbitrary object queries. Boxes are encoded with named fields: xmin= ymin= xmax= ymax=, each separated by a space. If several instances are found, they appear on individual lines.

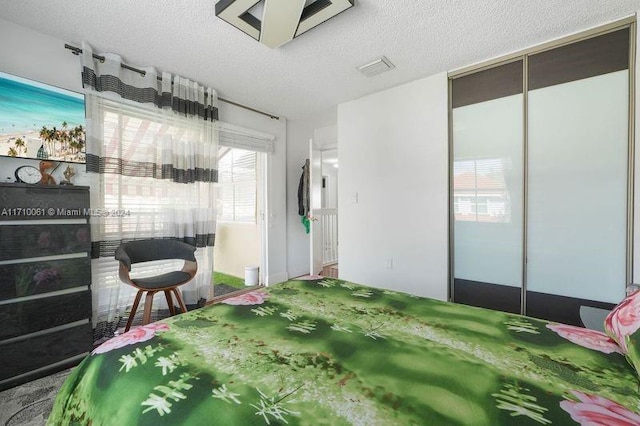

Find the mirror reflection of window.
xmin=453 ymin=158 xmax=511 ymax=223
xmin=320 ymin=149 xmax=338 ymax=209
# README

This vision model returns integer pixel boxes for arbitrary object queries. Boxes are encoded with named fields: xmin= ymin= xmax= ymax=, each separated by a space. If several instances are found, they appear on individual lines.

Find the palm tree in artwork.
xmin=39 ymin=126 xmax=47 ymax=140
xmin=14 ymin=137 xmax=25 ymax=156
xmin=40 ymin=125 xmax=51 ymax=145
xmin=60 ymin=121 xmax=69 ymax=152
xmin=68 ymin=124 xmax=85 ymax=154
xmin=50 ymin=126 xmax=59 ymax=156
xmin=39 ymin=126 xmax=52 ymax=158
xmin=74 ymin=125 xmax=85 ymax=153
xmin=8 ymin=147 xmax=17 ymax=157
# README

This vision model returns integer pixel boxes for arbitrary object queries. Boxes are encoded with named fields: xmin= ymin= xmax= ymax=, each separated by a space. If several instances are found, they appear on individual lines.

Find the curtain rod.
xmin=64 ymin=43 xmax=280 ymax=120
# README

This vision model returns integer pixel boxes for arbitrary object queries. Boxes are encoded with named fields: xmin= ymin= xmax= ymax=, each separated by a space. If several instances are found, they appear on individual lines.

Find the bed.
xmin=48 ymin=277 xmax=640 ymax=425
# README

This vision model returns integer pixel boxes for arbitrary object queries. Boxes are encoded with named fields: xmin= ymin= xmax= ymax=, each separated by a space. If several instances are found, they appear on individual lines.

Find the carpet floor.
xmin=0 ymin=369 xmax=71 ymax=426
xmin=213 ymin=283 xmax=242 ymax=296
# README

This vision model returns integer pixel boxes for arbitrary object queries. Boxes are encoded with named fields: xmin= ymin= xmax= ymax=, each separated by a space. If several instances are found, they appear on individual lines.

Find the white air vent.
xmin=357 ymin=56 xmax=395 ymax=77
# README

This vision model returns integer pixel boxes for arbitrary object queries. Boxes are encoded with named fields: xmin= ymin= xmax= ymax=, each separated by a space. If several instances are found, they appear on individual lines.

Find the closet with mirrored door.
xmin=450 ymin=20 xmax=634 ymax=326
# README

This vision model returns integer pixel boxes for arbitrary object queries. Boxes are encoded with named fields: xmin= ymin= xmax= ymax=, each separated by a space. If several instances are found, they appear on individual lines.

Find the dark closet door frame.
xmin=447 ymin=16 xmax=637 ymax=316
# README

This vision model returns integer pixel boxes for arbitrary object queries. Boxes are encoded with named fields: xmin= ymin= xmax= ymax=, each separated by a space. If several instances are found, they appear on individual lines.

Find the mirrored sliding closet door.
xmin=451 ymin=22 xmax=633 ymax=325
xmin=451 ymin=60 xmax=524 ymax=314
xmin=525 ymin=28 xmax=630 ymax=323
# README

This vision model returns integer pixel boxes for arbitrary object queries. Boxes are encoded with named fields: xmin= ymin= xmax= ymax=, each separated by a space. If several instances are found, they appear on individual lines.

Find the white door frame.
xmin=259 ymin=151 xmax=268 ymax=285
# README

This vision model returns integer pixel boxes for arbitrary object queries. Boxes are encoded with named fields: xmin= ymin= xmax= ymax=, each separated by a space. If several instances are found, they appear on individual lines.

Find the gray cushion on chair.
xmin=131 ymin=271 xmax=192 ymax=289
xmin=115 ymin=239 xmax=197 ymax=271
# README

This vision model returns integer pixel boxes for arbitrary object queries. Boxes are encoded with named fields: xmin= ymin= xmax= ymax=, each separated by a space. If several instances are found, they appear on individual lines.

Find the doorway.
xmin=309 ymin=141 xmax=339 ymax=277
xmin=213 ymin=146 xmax=266 ymax=296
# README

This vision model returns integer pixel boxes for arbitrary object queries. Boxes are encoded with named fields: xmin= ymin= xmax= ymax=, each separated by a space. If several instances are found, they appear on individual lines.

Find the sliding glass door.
xmin=450 ymin=24 xmax=632 ymax=325
xmin=451 ymin=61 xmax=524 ymax=314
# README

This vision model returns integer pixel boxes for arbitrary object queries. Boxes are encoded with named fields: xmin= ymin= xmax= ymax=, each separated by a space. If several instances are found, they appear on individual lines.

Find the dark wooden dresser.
xmin=0 ymin=183 xmax=93 ymax=390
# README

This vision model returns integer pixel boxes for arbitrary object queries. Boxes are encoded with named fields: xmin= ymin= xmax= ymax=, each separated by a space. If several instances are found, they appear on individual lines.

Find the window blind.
xmin=217 ymin=148 xmax=257 ymax=222
xmin=217 ymin=122 xmax=275 ymax=153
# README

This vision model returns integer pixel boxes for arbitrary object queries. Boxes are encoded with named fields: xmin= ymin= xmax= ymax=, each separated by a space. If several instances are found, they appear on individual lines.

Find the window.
xmin=217 ymin=147 xmax=257 ymax=222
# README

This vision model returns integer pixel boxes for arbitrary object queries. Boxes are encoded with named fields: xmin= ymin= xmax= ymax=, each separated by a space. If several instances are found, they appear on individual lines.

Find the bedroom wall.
xmin=286 ymin=108 xmax=337 ymax=279
xmin=214 ymin=222 xmax=260 ymax=279
xmin=0 ymin=18 xmax=81 ymax=94
xmin=0 ymin=18 xmax=289 ymax=286
xmin=337 ymin=72 xmax=449 ymax=300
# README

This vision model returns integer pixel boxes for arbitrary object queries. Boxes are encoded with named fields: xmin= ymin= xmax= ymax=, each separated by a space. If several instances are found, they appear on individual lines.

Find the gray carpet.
xmin=0 ymin=369 xmax=71 ymax=426
xmin=214 ymin=283 xmax=243 ymax=296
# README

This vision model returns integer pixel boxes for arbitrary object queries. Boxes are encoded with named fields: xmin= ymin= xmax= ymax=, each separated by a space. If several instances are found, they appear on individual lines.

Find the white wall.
xmin=0 ymin=18 xmax=81 ymax=93
xmin=286 ymin=108 xmax=337 ymax=278
xmin=337 ymin=72 xmax=449 ymax=300
xmin=214 ymin=222 xmax=260 ymax=278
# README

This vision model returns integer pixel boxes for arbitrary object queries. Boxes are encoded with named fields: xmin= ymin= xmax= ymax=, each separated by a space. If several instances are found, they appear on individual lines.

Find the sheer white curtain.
xmin=80 ymin=42 xmax=218 ymax=341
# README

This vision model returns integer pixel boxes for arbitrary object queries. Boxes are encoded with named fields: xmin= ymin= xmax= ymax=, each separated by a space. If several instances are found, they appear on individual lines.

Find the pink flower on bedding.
xmin=604 ymin=291 xmax=640 ymax=352
xmin=221 ymin=289 xmax=269 ymax=306
xmin=295 ymin=275 xmax=323 ymax=281
xmin=92 ymin=323 xmax=170 ymax=355
xmin=546 ymin=323 xmax=622 ymax=354
xmin=560 ymin=390 xmax=640 ymax=426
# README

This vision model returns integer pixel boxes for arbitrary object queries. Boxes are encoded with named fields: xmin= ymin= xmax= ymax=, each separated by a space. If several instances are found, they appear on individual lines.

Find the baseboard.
xmin=266 ymin=272 xmax=289 ymax=285
xmin=287 ymin=267 xmax=310 ymax=280
xmin=453 ymin=278 xmax=616 ymax=326
xmin=453 ymin=279 xmax=521 ymax=314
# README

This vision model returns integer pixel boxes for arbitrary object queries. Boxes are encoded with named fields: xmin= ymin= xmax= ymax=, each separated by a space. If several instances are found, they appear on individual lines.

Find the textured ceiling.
xmin=1 ymin=1 xmax=640 ymax=120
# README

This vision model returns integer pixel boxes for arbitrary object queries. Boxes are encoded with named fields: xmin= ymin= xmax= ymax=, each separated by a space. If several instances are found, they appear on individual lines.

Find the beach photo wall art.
xmin=0 ymin=71 xmax=86 ymax=163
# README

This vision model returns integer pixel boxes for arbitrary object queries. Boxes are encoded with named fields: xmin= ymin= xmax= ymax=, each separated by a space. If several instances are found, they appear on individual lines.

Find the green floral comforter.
xmin=48 ymin=277 xmax=640 ymax=425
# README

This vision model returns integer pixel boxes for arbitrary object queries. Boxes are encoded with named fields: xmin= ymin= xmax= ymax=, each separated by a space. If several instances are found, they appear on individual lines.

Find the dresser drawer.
xmin=0 ymin=256 xmax=91 ymax=301
xmin=0 ymin=222 xmax=90 ymax=260
xmin=0 ymin=290 xmax=91 ymax=340
xmin=0 ymin=322 xmax=92 ymax=382
xmin=0 ymin=184 xmax=89 ymax=220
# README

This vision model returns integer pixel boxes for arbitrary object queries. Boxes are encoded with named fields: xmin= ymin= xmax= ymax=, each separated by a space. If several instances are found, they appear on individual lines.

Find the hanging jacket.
xmin=297 ymin=159 xmax=310 ymax=217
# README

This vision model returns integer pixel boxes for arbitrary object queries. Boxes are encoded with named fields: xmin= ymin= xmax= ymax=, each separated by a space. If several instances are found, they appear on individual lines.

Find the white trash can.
xmin=244 ymin=266 xmax=259 ymax=286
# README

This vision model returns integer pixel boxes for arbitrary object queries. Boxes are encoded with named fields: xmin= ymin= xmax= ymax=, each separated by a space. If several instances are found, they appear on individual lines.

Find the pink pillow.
xmin=604 ymin=290 xmax=640 ymax=375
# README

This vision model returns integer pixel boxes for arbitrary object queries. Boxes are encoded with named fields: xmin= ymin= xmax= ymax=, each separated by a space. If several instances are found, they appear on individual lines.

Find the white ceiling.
xmin=1 ymin=1 xmax=640 ymax=120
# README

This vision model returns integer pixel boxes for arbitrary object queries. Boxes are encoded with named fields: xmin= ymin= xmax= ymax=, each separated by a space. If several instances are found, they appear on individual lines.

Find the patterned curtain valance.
xmin=80 ymin=41 xmax=218 ymax=121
